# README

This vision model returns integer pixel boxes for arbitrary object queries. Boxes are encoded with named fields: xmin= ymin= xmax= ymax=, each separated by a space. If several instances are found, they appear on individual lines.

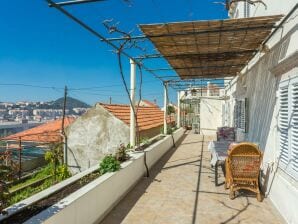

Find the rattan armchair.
xmin=225 ymin=142 xmax=263 ymax=201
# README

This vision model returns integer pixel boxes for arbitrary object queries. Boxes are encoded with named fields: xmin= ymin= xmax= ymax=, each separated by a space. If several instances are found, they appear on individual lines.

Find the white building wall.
xmin=200 ymin=98 xmax=223 ymax=135
xmin=225 ymin=3 xmax=298 ymax=223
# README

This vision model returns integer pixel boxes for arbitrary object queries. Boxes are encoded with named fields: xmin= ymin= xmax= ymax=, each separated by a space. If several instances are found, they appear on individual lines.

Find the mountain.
xmin=51 ymin=97 xmax=90 ymax=109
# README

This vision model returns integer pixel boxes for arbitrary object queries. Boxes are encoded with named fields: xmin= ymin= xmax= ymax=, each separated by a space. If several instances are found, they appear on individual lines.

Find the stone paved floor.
xmin=101 ymin=132 xmax=285 ymax=224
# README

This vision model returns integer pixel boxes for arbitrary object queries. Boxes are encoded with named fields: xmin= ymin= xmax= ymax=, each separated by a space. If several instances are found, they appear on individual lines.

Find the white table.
xmin=208 ymin=141 xmax=232 ymax=186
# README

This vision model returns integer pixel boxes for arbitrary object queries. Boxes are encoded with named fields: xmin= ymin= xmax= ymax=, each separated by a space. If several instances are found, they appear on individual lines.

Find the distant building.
xmin=138 ymin=99 xmax=159 ymax=108
xmin=8 ymin=109 xmax=29 ymax=118
xmin=33 ymin=109 xmax=69 ymax=120
xmin=66 ymin=102 xmax=173 ymax=174
xmin=72 ymin=107 xmax=88 ymax=115
xmin=181 ymin=83 xmax=222 ymax=98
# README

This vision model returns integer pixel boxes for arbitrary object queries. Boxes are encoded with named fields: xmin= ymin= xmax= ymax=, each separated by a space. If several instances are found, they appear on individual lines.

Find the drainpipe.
xmin=130 ymin=59 xmax=136 ymax=147
xmin=163 ymin=82 xmax=168 ymax=134
xmin=262 ymin=3 xmax=298 ymax=47
xmin=177 ymin=91 xmax=181 ymax=128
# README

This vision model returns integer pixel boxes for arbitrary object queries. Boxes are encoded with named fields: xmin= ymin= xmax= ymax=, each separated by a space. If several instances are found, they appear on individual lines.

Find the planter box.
xmin=25 ymin=128 xmax=185 ymax=224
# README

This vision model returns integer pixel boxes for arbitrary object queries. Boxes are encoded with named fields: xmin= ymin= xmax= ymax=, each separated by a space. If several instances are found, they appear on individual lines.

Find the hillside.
xmin=51 ymin=97 xmax=90 ymax=109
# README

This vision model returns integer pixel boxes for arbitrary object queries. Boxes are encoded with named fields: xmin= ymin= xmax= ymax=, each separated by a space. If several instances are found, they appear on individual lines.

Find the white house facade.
xmin=224 ymin=1 xmax=298 ymax=223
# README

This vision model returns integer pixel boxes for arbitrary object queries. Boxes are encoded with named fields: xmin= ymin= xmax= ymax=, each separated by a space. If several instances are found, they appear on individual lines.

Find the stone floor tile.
xmin=100 ymin=132 xmax=285 ymax=224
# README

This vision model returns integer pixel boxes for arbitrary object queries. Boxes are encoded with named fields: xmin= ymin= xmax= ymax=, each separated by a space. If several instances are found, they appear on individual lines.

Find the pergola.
xmin=46 ymin=0 xmax=282 ymax=147
xmin=139 ymin=15 xmax=282 ymax=79
xmin=138 ymin=15 xmax=282 ymax=133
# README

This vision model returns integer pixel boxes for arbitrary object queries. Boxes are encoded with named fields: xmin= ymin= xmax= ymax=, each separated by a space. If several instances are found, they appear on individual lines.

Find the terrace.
xmin=1 ymin=130 xmax=284 ymax=223
xmin=0 ymin=1 xmax=297 ymax=223
xmin=101 ymin=132 xmax=284 ymax=224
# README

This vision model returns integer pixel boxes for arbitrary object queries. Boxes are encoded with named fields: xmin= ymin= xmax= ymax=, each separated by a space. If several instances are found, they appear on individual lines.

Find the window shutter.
xmin=234 ymin=99 xmax=248 ymax=132
xmin=234 ymin=102 xmax=238 ymax=128
xmin=291 ymin=84 xmax=298 ymax=172
xmin=279 ymin=87 xmax=289 ymax=165
xmin=240 ymin=100 xmax=245 ymax=129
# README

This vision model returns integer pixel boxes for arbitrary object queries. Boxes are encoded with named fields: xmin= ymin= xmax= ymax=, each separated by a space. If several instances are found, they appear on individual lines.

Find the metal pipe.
xmin=108 ymin=25 xmax=277 ymax=41
xmin=49 ymin=0 xmax=105 ymax=7
xmin=63 ymin=136 xmax=68 ymax=165
xmin=147 ymin=64 xmax=246 ymax=71
xmin=46 ymin=0 xmax=166 ymax=84
xmin=105 ymin=35 xmax=146 ymax=41
xmin=156 ymin=75 xmax=179 ymax=79
xmin=263 ymin=3 xmax=298 ymax=46
xmin=134 ymin=49 xmax=257 ymax=60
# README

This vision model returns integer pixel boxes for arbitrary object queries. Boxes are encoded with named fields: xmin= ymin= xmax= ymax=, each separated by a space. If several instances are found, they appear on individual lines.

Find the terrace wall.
xmin=25 ymin=128 xmax=185 ymax=224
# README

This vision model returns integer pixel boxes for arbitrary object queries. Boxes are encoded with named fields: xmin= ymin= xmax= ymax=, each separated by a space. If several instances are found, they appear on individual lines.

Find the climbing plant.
xmin=45 ymin=143 xmax=70 ymax=181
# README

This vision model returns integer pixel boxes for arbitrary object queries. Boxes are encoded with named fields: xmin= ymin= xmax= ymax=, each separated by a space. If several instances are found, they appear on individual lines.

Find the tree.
xmin=167 ymin=105 xmax=176 ymax=115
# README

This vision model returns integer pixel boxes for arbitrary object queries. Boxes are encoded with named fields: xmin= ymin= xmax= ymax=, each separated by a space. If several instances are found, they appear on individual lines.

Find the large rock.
xmin=66 ymin=104 xmax=129 ymax=174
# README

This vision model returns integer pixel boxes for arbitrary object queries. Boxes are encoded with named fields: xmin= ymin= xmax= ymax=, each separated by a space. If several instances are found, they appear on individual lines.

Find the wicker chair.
xmin=225 ymin=142 xmax=263 ymax=201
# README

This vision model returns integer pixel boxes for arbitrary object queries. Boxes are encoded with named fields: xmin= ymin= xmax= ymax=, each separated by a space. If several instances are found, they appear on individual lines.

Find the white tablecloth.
xmin=208 ymin=141 xmax=260 ymax=166
xmin=208 ymin=141 xmax=231 ymax=166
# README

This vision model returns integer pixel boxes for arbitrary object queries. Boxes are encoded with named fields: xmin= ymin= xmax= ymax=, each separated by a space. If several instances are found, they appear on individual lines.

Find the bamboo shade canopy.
xmin=139 ymin=15 xmax=283 ymax=79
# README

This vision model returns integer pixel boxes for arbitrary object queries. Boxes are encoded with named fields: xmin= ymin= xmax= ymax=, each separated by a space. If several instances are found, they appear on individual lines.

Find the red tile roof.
xmin=100 ymin=103 xmax=173 ymax=131
xmin=2 ymin=117 xmax=75 ymax=143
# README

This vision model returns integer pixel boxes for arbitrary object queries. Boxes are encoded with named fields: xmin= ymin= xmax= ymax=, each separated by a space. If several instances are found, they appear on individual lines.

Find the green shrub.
xmin=140 ymin=137 xmax=150 ymax=145
xmin=0 ymin=165 xmax=13 ymax=214
xmin=167 ymin=127 xmax=173 ymax=135
xmin=9 ymin=179 xmax=52 ymax=205
xmin=99 ymin=155 xmax=120 ymax=175
xmin=115 ymin=144 xmax=130 ymax=162
xmin=56 ymin=164 xmax=71 ymax=181
xmin=167 ymin=105 xmax=176 ymax=115
xmin=160 ymin=125 xmax=174 ymax=135
xmin=45 ymin=143 xmax=71 ymax=181
xmin=9 ymin=165 xmax=52 ymax=192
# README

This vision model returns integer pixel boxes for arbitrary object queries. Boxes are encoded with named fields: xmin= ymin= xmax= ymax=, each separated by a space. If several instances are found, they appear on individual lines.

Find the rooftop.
xmin=2 ymin=117 xmax=75 ymax=143
xmin=100 ymin=103 xmax=173 ymax=131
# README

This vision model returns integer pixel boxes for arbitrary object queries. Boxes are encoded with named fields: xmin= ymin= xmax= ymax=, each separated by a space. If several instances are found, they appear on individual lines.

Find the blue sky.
xmin=0 ymin=0 xmax=228 ymax=106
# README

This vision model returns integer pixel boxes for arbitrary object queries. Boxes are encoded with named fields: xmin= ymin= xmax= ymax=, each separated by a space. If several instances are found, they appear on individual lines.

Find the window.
xmin=279 ymin=79 xmax=298 ymax=180
xmin=234 ymin=98 xmax=248 ymax=132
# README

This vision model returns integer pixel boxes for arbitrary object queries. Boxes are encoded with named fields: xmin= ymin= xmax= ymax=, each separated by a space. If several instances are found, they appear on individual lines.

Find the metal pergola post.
xmin=163 ymin=82 xmax=168 ymax=135
xmin=177 ymin=91 xmax=181 ymax=128
xmin=130 ymin=59 xmax=136 ymax=147
xmin=48 ymin=0 xmax=105 ymax=7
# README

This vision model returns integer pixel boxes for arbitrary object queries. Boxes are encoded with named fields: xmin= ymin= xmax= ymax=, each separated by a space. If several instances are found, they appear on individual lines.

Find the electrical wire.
xmin=0 ymin=83 xmax=64 ymax=90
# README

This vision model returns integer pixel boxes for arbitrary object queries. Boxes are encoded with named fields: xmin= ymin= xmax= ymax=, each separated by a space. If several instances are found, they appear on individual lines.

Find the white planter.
xmin=25 ymin=128 xmax=185 ymax=224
